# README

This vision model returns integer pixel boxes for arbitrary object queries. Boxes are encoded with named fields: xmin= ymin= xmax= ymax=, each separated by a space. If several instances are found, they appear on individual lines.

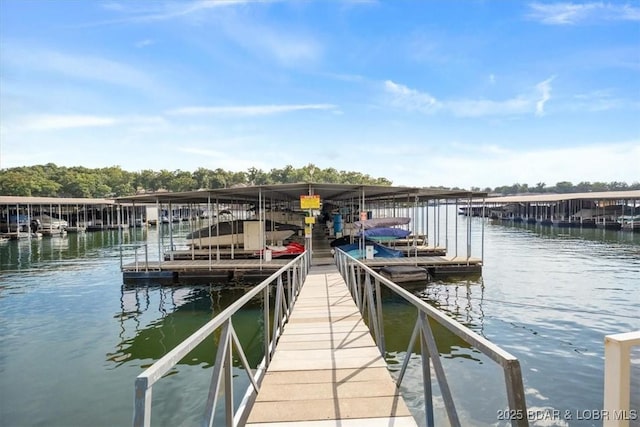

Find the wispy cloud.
xmin=82 ymin=0 xmax=284 ymax=27
xmin=384 ymin=80 xmax=439 ymax=113
xmin=13 ymin=114 xmax=164 ymax=131
xmin=535 ymin=76 xmax=555 ymax=116
xmin=215 ymin=16 xmax=323 ymax=66
xmin=178 ymin=147 xmax=225 ymax=158
xmin=527 ymin=2 xmax=640 ymax=25
xmin=134 ymin=39 xmax=155 ymax=48
xmin=82 ymin=1 xmax=323 ymax=65
xmin=3 ymin=45 xmax=157 ymax=93
xmin=570 ymin=89 xmax=629 ymax=112
xmin=383 ymin=78 xmax=554 ymax=118
xmin=167 ymin=104 xmax=337 ymax=116
xmin=446 ymin=98 xmax=531 ymax=117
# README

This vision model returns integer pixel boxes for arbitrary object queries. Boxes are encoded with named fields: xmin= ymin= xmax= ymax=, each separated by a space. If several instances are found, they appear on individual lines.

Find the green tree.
xmin=555 ymin=181 xmax=574 ymax=193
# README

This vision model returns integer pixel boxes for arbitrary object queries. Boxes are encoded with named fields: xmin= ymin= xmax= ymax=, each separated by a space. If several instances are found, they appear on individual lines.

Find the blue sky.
xmin=1 ymin=0 xmax=638 ymax=189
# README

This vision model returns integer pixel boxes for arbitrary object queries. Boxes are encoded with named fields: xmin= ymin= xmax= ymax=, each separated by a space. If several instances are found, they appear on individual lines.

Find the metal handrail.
xmin=133 ymin=251 xmax=310 ymax=427
xmin=334 ymin=249 xmax=529 ymax=427
xmin=119 ymin=243 xmax=149 ymax=272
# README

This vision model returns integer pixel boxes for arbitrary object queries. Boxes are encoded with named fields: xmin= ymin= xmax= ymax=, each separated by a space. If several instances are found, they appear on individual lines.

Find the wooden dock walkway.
xmin=245 ymin=263 xmax=417 ymax=426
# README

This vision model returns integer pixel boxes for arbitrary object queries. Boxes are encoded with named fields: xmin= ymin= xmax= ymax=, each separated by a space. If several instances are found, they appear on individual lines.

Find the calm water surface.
xmin=0 ymin=216 xmax=638 ymax=427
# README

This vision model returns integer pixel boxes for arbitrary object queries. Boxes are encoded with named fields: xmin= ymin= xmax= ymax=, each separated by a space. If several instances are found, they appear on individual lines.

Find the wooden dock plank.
xmin=246 ymin=417 xmax=418 ymax=427
xmin=246 ymin=265 xmax=417 ymax=426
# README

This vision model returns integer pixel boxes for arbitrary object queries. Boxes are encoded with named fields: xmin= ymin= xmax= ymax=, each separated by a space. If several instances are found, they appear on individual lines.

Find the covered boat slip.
xmin=473 ymin=190 xmax=640 ymax=229
xmin=0 ymin=195 xmax=149 ymax=235
xmin=117 ymin=183 xmax=486 ymax=283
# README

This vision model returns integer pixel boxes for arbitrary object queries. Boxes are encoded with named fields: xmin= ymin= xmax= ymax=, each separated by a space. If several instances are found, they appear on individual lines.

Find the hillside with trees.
xmin=0 ymin=163 xmax=392 ymax=198
xmin=1 ymin=163 xmax=637 ymax=198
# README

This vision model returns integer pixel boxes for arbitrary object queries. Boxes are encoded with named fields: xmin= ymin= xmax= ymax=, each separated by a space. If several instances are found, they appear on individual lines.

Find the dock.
xmin=122 ymin=253 xmax=481 ymax=283
xmin=245 ymin=263 xmax=417 ymax=426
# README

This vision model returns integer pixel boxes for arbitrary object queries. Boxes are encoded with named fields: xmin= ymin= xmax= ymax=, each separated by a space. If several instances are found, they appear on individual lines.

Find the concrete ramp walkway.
xmin=246 ymin=264 xmax=417 ymax=427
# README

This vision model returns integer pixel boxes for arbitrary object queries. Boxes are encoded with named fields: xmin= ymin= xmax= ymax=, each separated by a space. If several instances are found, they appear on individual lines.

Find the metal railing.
xmin=604 ymin=330 xmax=640 ymax=427
xmin=334 ymin=248 xmax=529 ymax=427
xmin=119 ymin=243 xmax=150 ymax=272
xmin=132 ymin=251 xmax=310 ymax=427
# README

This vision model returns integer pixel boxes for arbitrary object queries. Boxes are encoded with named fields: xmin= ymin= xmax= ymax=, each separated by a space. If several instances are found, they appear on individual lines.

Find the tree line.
xmin=1 ymin=163 xmax=637 ymax=198
xmin=473 ymin=181 xmax=640 ymax=195
xmin=0 ymin=163 xmax=392 ymax=198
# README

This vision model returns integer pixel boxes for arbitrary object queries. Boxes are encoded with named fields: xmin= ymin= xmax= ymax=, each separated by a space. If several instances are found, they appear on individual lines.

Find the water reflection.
xmin=380 ymin=286 xmax=484 ymax=363
xmin=491 ymin=219 xmax=640 ymax=246
xmin=109 ymin=285 xmax=266 ymax=370
xmin=0 ymin=229 xmax=149 ymax=274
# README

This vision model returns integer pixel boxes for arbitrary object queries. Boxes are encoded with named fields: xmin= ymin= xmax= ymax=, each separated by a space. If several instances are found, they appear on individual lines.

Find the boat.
xmin=34 ymin=214 xmax=67 ymax=229
xmin=336 ymin=241 xmax=404 ymax=259
xmin=34 ymin=215 xmax=68 ymax=234
xmin=353 ymin=217 xmax=411 ymax=229
xmin=620 ymin=216 xmax=640 ymax=232
xmin=357 ymin=227 xmax=411 ymax=242
xmin=186 ymin=219 xmax=301 ymax=248
xmin=253 ymin=242 xmax=306 ymax=259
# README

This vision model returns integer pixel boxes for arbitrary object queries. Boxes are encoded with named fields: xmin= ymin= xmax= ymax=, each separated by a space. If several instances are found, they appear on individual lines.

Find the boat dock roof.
xmin=484 ymin=190 xmax=640 ymax=204
xmin=115 ymin=182 xmax=486 ymax=205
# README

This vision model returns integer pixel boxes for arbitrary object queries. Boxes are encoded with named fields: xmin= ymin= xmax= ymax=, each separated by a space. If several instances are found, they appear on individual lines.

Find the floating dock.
xmin=122 ymin=245 xmax=481 ymax=284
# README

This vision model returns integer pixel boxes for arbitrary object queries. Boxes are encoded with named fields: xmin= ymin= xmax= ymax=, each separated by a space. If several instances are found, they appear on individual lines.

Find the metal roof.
xmin=115 ymin=183 xmax=485 ymax=205
xmin=484 ymin=190 xmax=640 ymax=204
xmin=0 ymin=196 xmax=116 ymax=206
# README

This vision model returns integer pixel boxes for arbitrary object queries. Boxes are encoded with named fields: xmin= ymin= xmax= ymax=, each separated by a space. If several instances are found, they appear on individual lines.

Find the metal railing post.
xmin=334 ymin=247 xmax=530 ymax=427
xmin=604 ymin=331 xmax=640 ymax=427
xmin=133 ymin=377 xmax=152 ymax=427
xmin=131 ymin=252 xmax=307 ymax=427
xmin=503 ymin=360 xmax=529 ymax=427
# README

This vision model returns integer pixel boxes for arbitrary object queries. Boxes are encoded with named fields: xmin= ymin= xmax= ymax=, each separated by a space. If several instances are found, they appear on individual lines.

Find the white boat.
xmin=34 ymin=215 xmax=68 ymax=231
xmin=353 ymin=217 xmax=411 ymax=229
xmin=185 ymin=219 xmax=300 ymax=248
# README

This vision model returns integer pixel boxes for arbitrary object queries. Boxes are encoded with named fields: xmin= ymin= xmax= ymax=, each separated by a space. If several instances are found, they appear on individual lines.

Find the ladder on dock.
xmin=245 ymin=263 xmax=417 ymax=426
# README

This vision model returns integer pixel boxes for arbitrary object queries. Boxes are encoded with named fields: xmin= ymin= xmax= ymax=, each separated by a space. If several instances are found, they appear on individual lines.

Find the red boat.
xmin=254 ymin=242 xmax=306 ymax=259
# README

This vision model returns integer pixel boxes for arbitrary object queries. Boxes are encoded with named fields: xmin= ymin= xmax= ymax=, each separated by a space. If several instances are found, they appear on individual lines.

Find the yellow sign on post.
xmin=300 ymin=195 xmax=320 ymax=209
xmin=305 ymin=217 xmax=316 ymax=224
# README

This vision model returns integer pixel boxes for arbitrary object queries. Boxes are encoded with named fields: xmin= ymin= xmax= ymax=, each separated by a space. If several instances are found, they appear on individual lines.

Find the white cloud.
xmin=3 ymin=45 xmax=157 ymax=93
xmin=570 ymin=89 xmax=626 ymax=112
xmin=527 ymin=2 xmax=640 ymax=25
xmin=405 ymin=141 xmax=640 ymax=188
xmin=12 ymin=114 xmax=165 ymax=131
xmin=167 ymin=104 xmax=337 ymax=116
xmin=19 ymin=115 xmax=117 ymax=130
xmin=535 ymin=76 xmax=555 ymax=116
xmin=216 ymin=17 xmax=323 ymax=66
xmin=384 ymin=78 xmax=555 ymax=118
xmin=446 ymin=97 xmax=531 ymax=117
xmin=177 ymin=147 xmax=225 ymax=158
xmin=384 ymin=80 xmax=439 ymax=113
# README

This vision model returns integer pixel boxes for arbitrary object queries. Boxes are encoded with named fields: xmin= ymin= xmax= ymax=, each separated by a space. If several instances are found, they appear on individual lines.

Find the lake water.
xmin=0 ymin=213 xmax=638 ymax=427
